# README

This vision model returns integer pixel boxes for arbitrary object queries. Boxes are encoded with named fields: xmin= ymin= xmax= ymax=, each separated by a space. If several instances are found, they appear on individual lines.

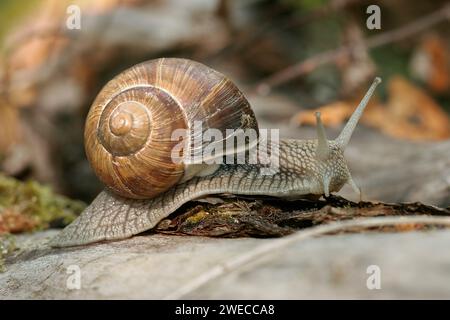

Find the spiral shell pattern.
xmin=85 ymin=58 xmax=258 ymax=199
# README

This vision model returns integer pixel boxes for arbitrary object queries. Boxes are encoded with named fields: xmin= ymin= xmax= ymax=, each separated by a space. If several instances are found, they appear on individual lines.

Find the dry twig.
xmin=255 ymin=4 xmax=450 ymax=94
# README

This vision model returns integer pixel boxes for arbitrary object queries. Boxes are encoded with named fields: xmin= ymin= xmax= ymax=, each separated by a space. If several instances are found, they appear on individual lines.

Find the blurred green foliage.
xmin=0 ymin=0 xmax=39 ymax=43
xmin=283 ymin=0 xmax=329 ymax=10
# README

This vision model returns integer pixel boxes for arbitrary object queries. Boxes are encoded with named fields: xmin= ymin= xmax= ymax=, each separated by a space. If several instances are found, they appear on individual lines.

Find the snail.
xmin=50 ymin=58 xmax=381 ymax=247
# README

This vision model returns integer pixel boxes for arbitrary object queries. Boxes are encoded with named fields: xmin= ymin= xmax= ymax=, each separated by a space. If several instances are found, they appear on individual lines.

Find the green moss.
xmin=0 ymin=174 xmax=86 ymax=231
xmin=0 ymin=234 xmax=16 ymax=273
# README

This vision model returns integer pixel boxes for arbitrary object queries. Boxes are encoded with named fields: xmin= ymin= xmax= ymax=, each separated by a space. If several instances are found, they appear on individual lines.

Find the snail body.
xmin=51 ymin=58 xmax=381 ymax=247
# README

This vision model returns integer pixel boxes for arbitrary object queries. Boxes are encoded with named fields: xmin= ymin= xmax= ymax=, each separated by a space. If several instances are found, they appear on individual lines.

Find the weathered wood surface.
xmin=2 ymin=228 xmax=450 ymax=299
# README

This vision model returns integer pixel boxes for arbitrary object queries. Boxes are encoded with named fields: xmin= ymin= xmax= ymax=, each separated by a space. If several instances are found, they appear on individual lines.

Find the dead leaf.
xmin=365 ymin=76 xmax=450 ymax=141
xmin=294 ymin=101 xmax=356 ymax=127
xmin=0 ymin=208 xmax=38 ymax=234
xmin=293 ymin=76 xmax=450 ymax=141
xmin=411 ymin=34 xmax=450 ymax=94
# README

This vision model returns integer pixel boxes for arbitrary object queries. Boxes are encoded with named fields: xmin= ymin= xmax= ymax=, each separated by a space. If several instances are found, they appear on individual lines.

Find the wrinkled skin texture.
xmin=51 ymin=140 xmax=352 ymax=247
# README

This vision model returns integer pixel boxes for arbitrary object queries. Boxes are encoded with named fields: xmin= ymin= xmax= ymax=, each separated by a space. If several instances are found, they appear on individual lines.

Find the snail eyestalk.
xmin=336 ymin=77 xmax=382 ymax=149
xmin=315 ymin=112 xmax=330 ymax=161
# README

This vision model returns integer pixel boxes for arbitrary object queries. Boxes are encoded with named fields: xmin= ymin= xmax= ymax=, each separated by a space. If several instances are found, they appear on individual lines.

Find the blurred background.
xmin=0 ymin=0 xmax=449 ymax=207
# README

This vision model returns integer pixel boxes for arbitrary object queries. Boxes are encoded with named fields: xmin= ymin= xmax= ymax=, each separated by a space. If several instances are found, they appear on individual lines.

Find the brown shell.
xmin=85 ymin=58 xmax=258 ymax=199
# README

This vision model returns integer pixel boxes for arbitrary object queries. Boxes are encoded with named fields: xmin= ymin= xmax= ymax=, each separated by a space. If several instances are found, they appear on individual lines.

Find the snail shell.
xmin=85 ymin=58 xmax=258 ymax=199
